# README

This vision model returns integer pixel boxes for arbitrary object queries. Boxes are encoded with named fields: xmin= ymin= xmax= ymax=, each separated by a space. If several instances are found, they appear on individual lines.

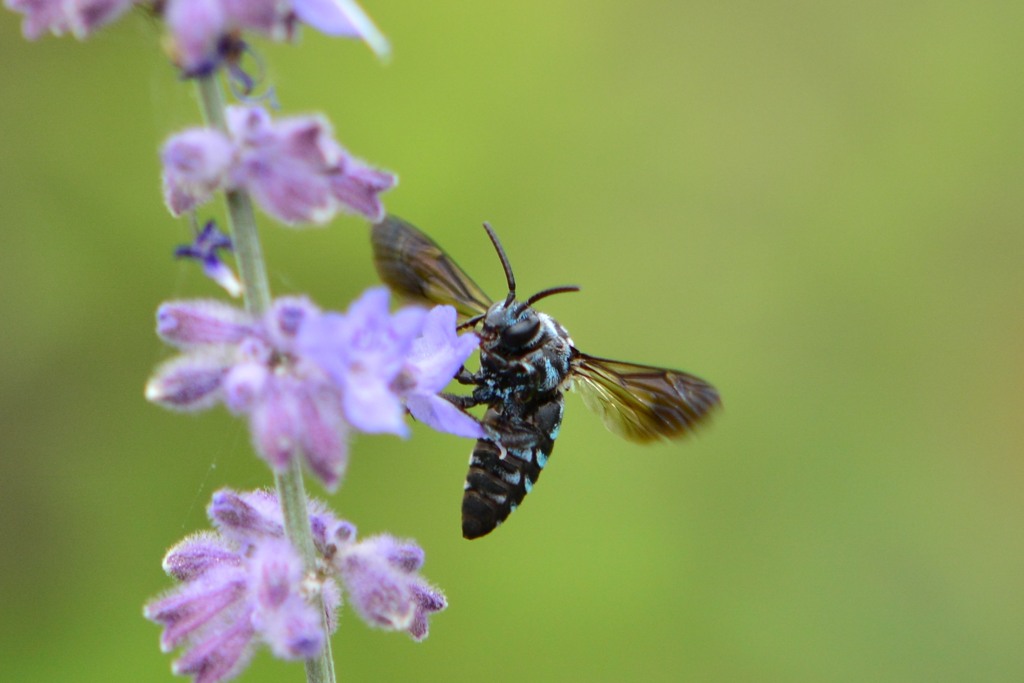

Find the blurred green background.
xmin=2 ymin=2 xmax=1023 ymax=681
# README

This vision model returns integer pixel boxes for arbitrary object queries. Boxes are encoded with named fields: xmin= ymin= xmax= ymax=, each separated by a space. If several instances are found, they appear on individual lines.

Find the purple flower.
xmin=6 ymin=0 xmax=136 ymax=40
xmin=208 ymin=489 xmax=287 ymax=543
xmin=175 ymin=221 xmax=242 ymax=297
xmin=293 ymin=0 xmax=390 ymax=58
xmin=161 ymin=0 xmax=389 ymax=76
xmin=297 ymin=288 xmax=484 ymax=439
xmin=146 ymin=296 xmax=352 ymax=489
xmin=161 ymin=106 xmax=396 ymax=225
xmin=146 ymin=489 xmax=445 ymax=683
xmin=248 ymin=539 xmax=326 ymax=659
xmin=162 ymin=129 xmax=235 ymax=216
xmin=333 ymin=534 xmax=447 ymax=641
xmin=403 ymin=305 xmax=485 ymax=439
xmin=146 ymin=291 xmax=481 ymax=488
xmin=297 ymin=288 xmax=425 ymax=435
xmin=145 ymin=498 xmax=336 ymax=683
xmin=161 ymin=0 xmax=231 ymax=76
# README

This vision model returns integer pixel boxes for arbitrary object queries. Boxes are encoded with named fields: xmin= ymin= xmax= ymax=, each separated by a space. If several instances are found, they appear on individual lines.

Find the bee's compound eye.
xmin=501 ymin=317 xmax=540 ymax=348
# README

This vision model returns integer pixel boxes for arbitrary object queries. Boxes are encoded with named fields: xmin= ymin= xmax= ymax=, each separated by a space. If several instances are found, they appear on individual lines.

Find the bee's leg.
xmin=454 ymin=366 xmax=477 ymax=385
xmin=442 ymin=393 xmax=480 ymax=409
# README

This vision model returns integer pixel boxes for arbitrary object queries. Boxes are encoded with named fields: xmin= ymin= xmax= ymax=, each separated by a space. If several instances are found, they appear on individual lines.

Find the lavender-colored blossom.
xmin=209 ymin=489 xmax=347 ymax=574
xmin=293 ymin=0 xmax=390 ymax=58
xmin=161 ymin=105 xmax=396 ymax=225
xmin=297 ymin=288 xmax=425 ymax=436
xmin=248 ymin=539 xmax=325 ymax=659
xmin=146 ymin=296 xmax=352 ymax=489
xmin=403 ymin=305 xmax=485 ymax=438
xmin=297 ymin=288 xmax=483 ymax=438
xmin=333 ymin=534 xmax=447 ymax=641
xmin=145 ymin=507 xmax=333 ymax=682
xmin=162 ymin=532 xmax=242 ymax=582
xmin=147 ymin=488 xmax=445 ymax=682
xmin=146 ymin=291 xmax=480 ymax=488
xmin=162 ymin=129 xmax=235 ymax=216
xmin=226 ymin=106 xmax=345 ymax=225
xmin=329 ymin=158 xmax=399 ymax=222
xmin=161 ymin=0 xmax=389 ymax=76
xmin=209 ymin=489 xmax=287 ymax=543
xmin=175 ymin=221 xmax=242 ymax=297
xmin=161 ymin=0 xmax=231 ymax=76
xmin=6 ymin=0 xmax=136 ymax=40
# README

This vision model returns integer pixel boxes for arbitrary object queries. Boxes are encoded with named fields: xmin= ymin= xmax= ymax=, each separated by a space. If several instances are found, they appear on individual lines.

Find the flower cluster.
xmin=6 ymin=0 xmax=388 ymax=70
xmin=4 ymin=0 xmax=136 ymax=40
xmin=163 ymin=105 xmax=396 ymax=226
xmin=146 ymin=288 xmax=482 ymax=489
xmin=146 ymin=488 xmax=446 ymax=683
xmin=162 ymin=0 xmax=389 ymax=75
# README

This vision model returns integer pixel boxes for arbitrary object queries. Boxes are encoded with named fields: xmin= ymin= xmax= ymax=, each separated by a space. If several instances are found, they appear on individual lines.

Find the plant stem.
xmin=194 ymin=75 xmax=271 ymax=316
xmin=193 ymin=74 xmax=336 ymax=683
xmin=275 ymin=461 xmax=337 ymax=683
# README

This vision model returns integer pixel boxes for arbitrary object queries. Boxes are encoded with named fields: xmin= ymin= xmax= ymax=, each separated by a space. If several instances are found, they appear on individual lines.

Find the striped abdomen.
xmin=461 ymin=394 xmax=564 ymax=539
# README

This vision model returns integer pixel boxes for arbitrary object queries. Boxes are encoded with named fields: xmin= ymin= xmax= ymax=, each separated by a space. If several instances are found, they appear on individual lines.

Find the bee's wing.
xmin=571 ymin=352 xmax=721 ymax=442
xmin=371 ymin=215 xmax=492 ymax=319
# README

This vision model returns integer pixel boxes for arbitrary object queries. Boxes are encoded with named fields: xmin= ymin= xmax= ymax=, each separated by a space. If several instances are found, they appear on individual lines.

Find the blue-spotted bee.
xmin=371 ymin=216 xmax=721 ymax=539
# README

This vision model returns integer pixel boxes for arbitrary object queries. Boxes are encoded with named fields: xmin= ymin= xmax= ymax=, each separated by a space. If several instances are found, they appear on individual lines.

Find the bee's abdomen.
xmin=461 ymin=396 xmax=564 ymax=539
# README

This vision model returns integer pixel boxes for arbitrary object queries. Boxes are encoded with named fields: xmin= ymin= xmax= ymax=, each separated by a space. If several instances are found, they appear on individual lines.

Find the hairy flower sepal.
xmin=146 ymin=488 xmax=446 ymax=683
xmin=145 ymin=290 xmax=482 ymax=489
xmin=162 ymin=105 xmax=396 ymax=225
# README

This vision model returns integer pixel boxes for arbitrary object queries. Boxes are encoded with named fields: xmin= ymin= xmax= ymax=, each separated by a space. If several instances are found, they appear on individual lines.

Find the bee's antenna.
xmin=482 ymin=222 xmax=516 ymax=306
xmin=526 ymin=285 xmax=581 ymax=307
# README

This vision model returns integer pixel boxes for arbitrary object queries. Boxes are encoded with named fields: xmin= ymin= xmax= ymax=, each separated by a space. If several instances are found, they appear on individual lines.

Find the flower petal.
xmin=330 ymin=158 xmax=396 ymax=222
xmin=296 ymin=388 xmax=350 ymax=491
xmin=341 ymin=376 xmax=407 ymax=436
xmin=248 ymin=382 xmax=303 ymax=470
xmin=406 ymin=394 xmax=484 ymax=439
xmin=293 ymin=0 xmax=391 ymax=59
xmin=162 ymin=0 xmax=229 ymax=74
xmin=406 ymin=306 xmax=478 ymax=392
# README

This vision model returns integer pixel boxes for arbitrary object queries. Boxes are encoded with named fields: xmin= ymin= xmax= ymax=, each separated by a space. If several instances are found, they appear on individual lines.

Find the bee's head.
xmin=481 ymin=300 xmax=541 ymax=351
xmin=470 ymin=222 xmax=580 ymax=348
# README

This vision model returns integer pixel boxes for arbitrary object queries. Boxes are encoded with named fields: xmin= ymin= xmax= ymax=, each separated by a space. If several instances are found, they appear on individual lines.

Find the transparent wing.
xmin=371 ymin=215 xmax=492 ymax=319
xmin=571 ymin=352 xmax=721 ymax=442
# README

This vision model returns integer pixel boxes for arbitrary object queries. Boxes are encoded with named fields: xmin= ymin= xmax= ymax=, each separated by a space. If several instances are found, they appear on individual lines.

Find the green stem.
xmin=193 ymin=75 xmax=336 ymax=683
xmin=194 ymin=76 xmax=271 ymax=316
xmin=275 ymin=461 xmax=337 ymax=683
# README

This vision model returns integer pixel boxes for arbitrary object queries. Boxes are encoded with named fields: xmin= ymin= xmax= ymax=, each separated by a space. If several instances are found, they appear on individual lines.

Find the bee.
xmin=371 ymin=216 xmax=721 ymax=539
